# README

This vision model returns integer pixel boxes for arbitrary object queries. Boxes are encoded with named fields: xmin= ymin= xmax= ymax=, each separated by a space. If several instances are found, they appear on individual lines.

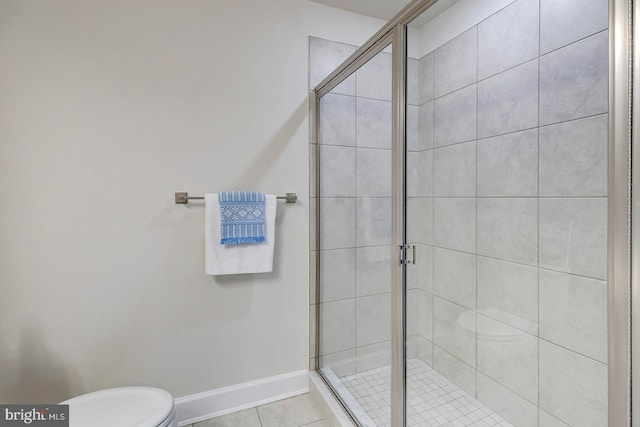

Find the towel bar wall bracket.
xmin=175 ymin=192 xmax=297 ymax=204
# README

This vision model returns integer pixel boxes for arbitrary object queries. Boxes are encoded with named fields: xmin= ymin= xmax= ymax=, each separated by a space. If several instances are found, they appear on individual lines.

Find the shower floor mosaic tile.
xmin=337 ymin=358 xmax=514 ymax=427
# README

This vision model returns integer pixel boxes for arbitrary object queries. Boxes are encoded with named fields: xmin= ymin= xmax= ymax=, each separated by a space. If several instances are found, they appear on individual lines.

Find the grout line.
xmin=475 ymin=364 xmax=539 ymax=408
xmin=320 ymin=110 xmax=608 ymax=152
xmin=474 ymin=19 xmax=480 ymax=401
xmin=255 ymin=406 xmax=264 ymax=427
xmin=318 ymin=196 xmax=392 ymax=199
xmin=537 ymin=336 xmax=608 ymax=366
xmin=431 ymin=343 xmax=477 ymax=373
xmin=319 ymin=195 xmax=608 ymax=200
xmin=431 ymin=45 xmax=436 ymax=371
xmin=536 ymin=1 xmax=541 ymax=423
xmin=475 ymin=309 xmax=537 ymax=337
xmin=539 ymin=28 xmax=609 ymax=58
xmin=318 ymin=241 xmax=607 ymax=283
xmin=353 ymin=79 xmax=359 ymax=357
xmin=321 ymin=194 xmax=608 ymax=200
xmin=416 ymin=28 xmax=607 ymax=104
xmin=432 ymin=294 xmax=476 ymax=319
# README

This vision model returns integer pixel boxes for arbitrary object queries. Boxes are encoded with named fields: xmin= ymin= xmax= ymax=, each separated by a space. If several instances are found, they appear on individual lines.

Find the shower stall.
xmin=310 ymin=0 xmax=632 ymax=426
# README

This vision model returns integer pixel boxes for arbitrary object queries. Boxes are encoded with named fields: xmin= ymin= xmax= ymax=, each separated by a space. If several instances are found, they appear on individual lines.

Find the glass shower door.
xmin=404 ymin=1 xmax=610 ymax=426
xmin=317 ymin=44 xmax=394 ymax=426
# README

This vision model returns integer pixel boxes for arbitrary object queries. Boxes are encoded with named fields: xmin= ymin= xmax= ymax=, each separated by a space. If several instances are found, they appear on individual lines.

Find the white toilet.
xmin=61 ymin=386 xmax=177 ymax=427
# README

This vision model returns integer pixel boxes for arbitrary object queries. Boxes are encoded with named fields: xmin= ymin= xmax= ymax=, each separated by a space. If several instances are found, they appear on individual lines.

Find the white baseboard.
xmin=174 ymin=369 xmax=309 ymax=426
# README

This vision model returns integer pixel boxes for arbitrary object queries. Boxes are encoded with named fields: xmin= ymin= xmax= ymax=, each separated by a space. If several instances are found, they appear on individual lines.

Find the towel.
xmin=205 ymin=193 xmax=276 ymax=275
xmin=219 ymin=191 xmax=266 ymax=245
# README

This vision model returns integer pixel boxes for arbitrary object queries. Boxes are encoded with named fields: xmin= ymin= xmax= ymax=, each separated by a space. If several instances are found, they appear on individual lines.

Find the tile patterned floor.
xmin=338 ymin=358 xmax=513 ymax=427
xmin=182 ymin=393 xmax=328 ymax=427
xmin=182 ymin=358 xmax=513 ymax=427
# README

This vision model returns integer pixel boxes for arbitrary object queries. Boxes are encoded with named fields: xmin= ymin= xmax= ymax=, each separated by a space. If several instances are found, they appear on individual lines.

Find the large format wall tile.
xmin=407 ymin=266 xmax=419 ymax=290
xmin=356 ymin=340 xmax=390 ymax=373
xmin=406 ymin=105 xmax=419 ymax=151
xmin=407 ymin=58 xmax=419 ymax=106
xmin=309 ymin=144 xmax=320 ymax=199
xmin=477 ymin=198 xmax=538 ymax=265
xmin=356 ymin=197 xmax=392 ymax=247
xmin=477 ymin=256 xmax=538 ymax=334
xmin=319 ymin=93 xmax=356 ymax=146
xmin=416 ymin=101 xmax=434 ymax=150
xmin=356 ymin=51 xmax=392 ymax=101
xmin=418 ymin=290 xmax=434 ymax=341
xmin=407 ymin=197 xmax=433 ymax=245
xmin=539 ymin=198 xmax=607 ymax=279
xmin=407 ymin=335 xmax=419 ymax=359
xmin=434 ymin=141 xmax=476 ymax=197
xmin=434 ymin=28 xmax=477 ymax=97
xmin=477 ymin=373 xmax=538 ymax=427
xmin=539 ymin=114 xmax=608 ymax=197
xmin=434 ymin=297 xmax=476 ymax=367
xmin=434 ymin=248 xmax=476 ymax=310
xmin=433 ymin=346 xmax=476 ymax=396
xmin=539 ymin=269 xmax=608 ymax=363
xmin=434 ymin=85 xmax=477 ymax=147
xmin=356 ymin=245 xmax=391 ymax=297
xmin=418 ymin=101 xmax=434 ymax=150
xmin=478 ymin=0 xmax=539 ymax=80
xmin=310 ymin=145 xmax=318 ymax=199
xmin=320 ymin=145 xmax=355 ymax=196
xmin=356 ymin=293 xmax=391 ymax=347
xmin=320 ymin=198 xmax=355 ymax=250
xmin=478 ymin=59 xmax=539 ymax=138
xmin=319 ymin=248 xmax=356 ymax=303
xmin=356 ymin=98 xmax=391 ymax=149
xmin=310 ymin=303 xmax=317 ymax=356
xmin=310 ymin=251 xmax=317 ymax=305
xmin=539 ymin=340 xmax=608 ymax=427
xmin=434 ymin=198 xmax=476 ymax=253
xmin=418 ymin=337 xmax=434 ymax=366
xmin=419 ymin=52 xmax=434 ymax=104
xmin=477 ymin=129 xmax=538 ymax=197
xmin=319 ymin=299 xmax=355 ymax=355
xmin=540 ymin=31 xmax=608 ymax=125
xmin=417 ymin=244 xmax=434 ymax=294
xmin=407 ymin=289 xmax=418 ymax=336
xmin=309 ymin=37 xmax=356 ymax=95
xmin=407 ymin=244 xmax=434 ymax=294
xmin=477 ymin=315 xmax=538 ymax=404
xmin=407 ymin=150 xmax=433 ymax=198
xmin=540 ymin=0 xmax=609 ymax=54
xmin=356 ymin=148 xmax=391 ymax=197
xmin=320 ymin=349 xmax=356 ymax=378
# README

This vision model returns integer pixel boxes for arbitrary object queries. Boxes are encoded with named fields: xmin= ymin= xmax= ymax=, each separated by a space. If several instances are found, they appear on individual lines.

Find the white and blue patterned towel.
xmin=219 ymin=191 xmax=266 ymax=245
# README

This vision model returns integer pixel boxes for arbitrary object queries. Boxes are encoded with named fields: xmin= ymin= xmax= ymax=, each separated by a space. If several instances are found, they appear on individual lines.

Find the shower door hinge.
xmin=399 ymin=244 xmax=416 ymax=265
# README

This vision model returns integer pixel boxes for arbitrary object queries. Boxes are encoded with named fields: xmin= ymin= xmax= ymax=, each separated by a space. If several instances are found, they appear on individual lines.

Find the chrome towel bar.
xmin=175 ymin=192 xmax=297 ymax=205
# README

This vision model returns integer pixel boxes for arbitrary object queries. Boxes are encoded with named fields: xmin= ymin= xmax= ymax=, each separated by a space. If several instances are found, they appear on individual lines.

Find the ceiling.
xmin=309 ymin=0 xmax=460 ymax=26
xmin=309 ymin=0 xmax=412 ymax=21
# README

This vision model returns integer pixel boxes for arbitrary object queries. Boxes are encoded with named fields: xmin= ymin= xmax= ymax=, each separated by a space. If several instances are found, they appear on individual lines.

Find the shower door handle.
xmin=399 ymin=245 xmax=416 ymax=265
